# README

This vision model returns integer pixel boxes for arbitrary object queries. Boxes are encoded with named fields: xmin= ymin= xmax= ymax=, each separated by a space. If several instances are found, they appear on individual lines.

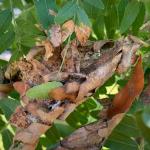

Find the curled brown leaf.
xmin=42 ymin=40 xmax=54 ymax=61
xmin=107 ymin=56 xmax=144 ymax=118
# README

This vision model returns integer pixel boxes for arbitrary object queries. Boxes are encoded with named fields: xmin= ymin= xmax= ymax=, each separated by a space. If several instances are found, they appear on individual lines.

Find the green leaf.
xmin=93 ymin=14 xmax=105 ymax=39
xmin=120 ymin=0 xmax=141 ymax=34
xmin=0 ymin=28 xmax=15 ymax=53
xmin=84 ymin=0 xmax=104 ymax=9
xmin=80 ymin=1 xmax=103 ymax=19
xmin=0 ymin=98 xmax=20 ymax=119
xmin=1 ymin=129 xmax=13 ymax=150
xmin=76 ymin=5 xmax=91 ymax=26
xmin=2 ymin=0 xmax=25 ymax=9
xmin=132 ymin=2 xmax=145 ymax=35
xmin=15 ymin=7 xmax=46 ymax=48
xmin=26 ymin=81 xmax=63 ymax=99
xmin=54 ymin=120 xmax=75 ymax=137
xmin=0 ymin=59 xmax=8 ymax=67
xmin=136 ymin=110 xmax=150 ymax=145
xmin=55 ymin=1 xmax=77 ymax=24
xmin=105 ymin=115 xmax=140 ymax=150
xmin=118 ymin=0 xmax=129 ymax=25
xmin=34 ymin=0 xmax=57 ymax=29
xmin=142 ymin=107 xmax=150 ymax=128
xmin=9 ymin=49 xmax=24 ymax=62
xmin=0 ymin=9 xmax=12 ymax=34
xmin=0 ymin=116 xmax=6 ymax=131
xmin=104 ymin=4 xmax=118 ymax=38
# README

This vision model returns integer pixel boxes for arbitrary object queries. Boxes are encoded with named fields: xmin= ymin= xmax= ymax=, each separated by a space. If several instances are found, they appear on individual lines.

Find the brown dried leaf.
xmin=25 ymin=100 xmax=64 ymax=124
xmin=107 ymin=56 xmax=144 ymax=118
xmin=93 ymin=40 xmax=114 ymax=52
xmin=50 ymin=24 xmax=62 ymax=47
xmin=14 ymin=123 xmax=49 ymax=144
xmin=0 ymin=83 xmax=13 ymax=93
xmin=116 ymin=37 xmax=140 ymax=73
xmin=75 ymin=24 xmax=91 ymax=45
xmin=10 ymin=106 xmax=30 ymax=128
xmin=37 ymin=107 xmax=64 ymax=123
xmin=26 ymin=46 xmax=44 ymax=61
xmin=76 ymin=53 xmax=122 ymax=102
xmin=43 ymin=71 xmax=69 ymax=82
xmin=65 ymin=81 xmax=80 ymax=94
xmin=49 ymin=86 xmax=77 ymax=102
xmin=61 ymin=42 xmax=80 ymax=73
xmin=42 ymin=40 xmax=54 ymax=61
xmin=62 ymin=20 xmax=75 ymax=42
xmin=5 ymin=61 xmax=19 ymax=80
xmin=13 ymin=82 xmax=30 ymax=97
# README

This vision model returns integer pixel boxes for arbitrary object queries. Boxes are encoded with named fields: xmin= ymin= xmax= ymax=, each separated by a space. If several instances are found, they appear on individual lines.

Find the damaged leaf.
xmin=75 ymin=24 xmax=91 ymax=45
xmin=62 ymin=20 xmax=75 ymax=42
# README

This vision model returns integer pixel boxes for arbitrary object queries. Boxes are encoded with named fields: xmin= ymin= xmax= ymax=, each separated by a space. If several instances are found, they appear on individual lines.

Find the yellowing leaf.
xmin=62 ymin=20 xmax=75 ymax=42
xmin=75 ymin=24 xmax=91 ymax=45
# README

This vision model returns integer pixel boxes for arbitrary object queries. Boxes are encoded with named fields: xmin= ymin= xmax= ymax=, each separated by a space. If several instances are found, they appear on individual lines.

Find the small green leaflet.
xmin=34 ymin=0 xmax=57 ymax=29
xmin=55 ymin=1 xmax=77 ymax=24
xmin=55 ymin=1 xmax=91 ymax=26
xmin=120 ymin=0 xmax=141 ymax=34
xmin=0 ymin=98 xmax=20 ymax=119
xmin=118 ymin=0 xmax=129 ymax=25
xmin=104 ymin=4 xmax=118 ymax=38
xmin=132 ymin=2 xmax=145 ymax=35
xmin=0 ymin=28 xmax=15 ymax=53
xmin=26 ymin=81 xmax=63 ymax=99
xmin=0 ymin=9 xmax=14 ymax=53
